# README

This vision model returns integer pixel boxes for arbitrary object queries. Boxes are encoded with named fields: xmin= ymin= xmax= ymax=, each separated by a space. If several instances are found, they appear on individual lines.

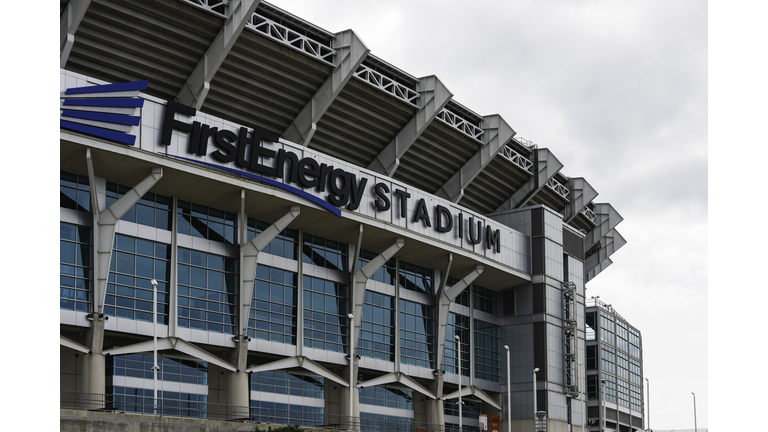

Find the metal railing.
xmin=61 ymin=391 xmax=456 ymax=431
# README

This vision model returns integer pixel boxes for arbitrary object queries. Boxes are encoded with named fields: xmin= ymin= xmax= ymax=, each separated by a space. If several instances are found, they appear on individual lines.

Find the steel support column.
xmin=60 ymin=0 xmax=92 ymax=68
xmin=495 ymin=148 xmax=563 ymax=212
xmin=176 ymin=0 xmax=262 ymax=108
xmin=368 ymin=75 xmax=453 ymax=176
xmin=282 ymin=30 xmax=369 ymax=146
xmin=435 ymin=114 xmax=515 ymax=203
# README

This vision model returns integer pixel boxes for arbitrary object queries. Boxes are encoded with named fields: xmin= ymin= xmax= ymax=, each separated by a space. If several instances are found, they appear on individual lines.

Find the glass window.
xmin=587 ymin=374 xmax=598 ymax=400
xmin=399 ymin=299 xmax=435 ymax=369
xmin=107 ymin=353 xmax=208 ymax=417
xmin=60 ymin=171 xmax=91 ymax=213
xmin=246 ymin=218 xmax=299 ymax=259
xmin=104 ymin=234 xmax=170 ymax=323
xmin=474 ymin=319 xmax=500 ymax=382
xmin=178 ymin=248 xmax=237 ymax=334
xmin=473 ymin=286 xmax=499 ymax=316
xmin=600 ymin=312 xmax=615 ymax=346
xmin=250 ymin=399 xmax=324 ymax=427
xmin=108 ymin=385 xmax=207 ymax=417
xmin=359 ymin=385 xmax=413 ymax=410
xmin=106 ymin=182 xmax=173 ymax=230
xmin=444 ymin=313 xmax=469 ymax=377
xmin=248 ymin=265 xmax=297 ymax=344
xmin=586 ymin=345 xmax=597 ymax=370
xmin=604 ymin=374 xmax=617 ymax=403
xmin=302 ymin=233 xmax=348 ymax=272
xmin=398 ymin=261 xmax=433 ymax=295
xmin=251 ymin=370 xmax=324 ymax=399
xmin=601 ymin=346 xmax=616 ymax=375
xmin=177 ymin=200 xmax=237 ymax=244
xmin=108 ymin=353 xmax=208 ymax=385
xmin=444 ymin=398 xmax=482 ymax=418
xmin=359 ymin=291 xmax=395 ymax=361
xmin=60 ymin=223 xmax=92 ymax=312
xmin=586 ymin=311 xmax=597 ymax=341
xmin=302 ymin=275 xmax=349 ymax=353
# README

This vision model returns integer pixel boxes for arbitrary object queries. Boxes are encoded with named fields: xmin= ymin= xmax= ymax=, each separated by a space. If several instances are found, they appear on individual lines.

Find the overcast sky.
xmin=275 ymin=0 xmax=708 ymax=428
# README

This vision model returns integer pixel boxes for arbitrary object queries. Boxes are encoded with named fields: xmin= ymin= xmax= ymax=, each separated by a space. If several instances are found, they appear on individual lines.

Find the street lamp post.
xmin=348 ymin=313 xmax=355 ymax=427
xmin=151 ymin=279 xmax=159 ymax=415
xmin=600 ymin=379 xmax=606 ymax=432
xmin=692 ymin=392 xmax=697 ymax=432
xmin=646 ymin=378 xmax=650 ymax=431
xmin=456 ymin=334 xmax=463 ymax=432
xmin=533 ymin=367 xmax=539 ymax=431
xmin=504 ymin=345 xmax=511 ymax=432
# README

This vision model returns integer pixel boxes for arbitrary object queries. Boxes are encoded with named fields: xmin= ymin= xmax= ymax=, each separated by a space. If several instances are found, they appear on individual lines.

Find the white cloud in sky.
xmin=276 ymin=0 xmax=707 ymax=428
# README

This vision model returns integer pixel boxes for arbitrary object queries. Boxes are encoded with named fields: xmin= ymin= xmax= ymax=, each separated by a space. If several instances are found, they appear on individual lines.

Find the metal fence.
xmin=61 ymin=391 xmax=457 ymax=432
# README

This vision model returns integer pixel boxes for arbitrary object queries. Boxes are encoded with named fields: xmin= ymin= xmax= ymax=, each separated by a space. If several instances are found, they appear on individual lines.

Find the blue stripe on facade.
xmin=63 ymin=98 xmax=145 ymax=108
xmin=60 ymin=120 xmax=137 ymax=146
xmin=61 ymin=110 xmax=142 ymax=126
xmin=166 ymin=155 xmax=343 ymax=218
xmin=65 ymin=80 xmax=149 ymax=94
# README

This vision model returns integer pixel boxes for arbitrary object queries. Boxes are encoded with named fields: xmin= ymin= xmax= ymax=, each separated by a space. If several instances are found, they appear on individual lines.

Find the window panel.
xmin=177 ymin=247 xmax=236 ymax=334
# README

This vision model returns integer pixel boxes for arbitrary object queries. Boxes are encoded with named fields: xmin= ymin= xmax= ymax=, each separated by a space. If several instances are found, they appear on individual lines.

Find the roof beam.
xmin=357 ymin=372 xmax=436 ymax=400
xmin=434 ymin=114 xmax=515 ymax=202
xmin=564 ymin=177 xmax=598 ymax=223
xmin=60 ymin=0 xmax=92 ymax=68
xmin=584 ymin=203 xmax=623 ymax=252
xmin=494 ymin=148 xmax=563 ymax=212
xmin=585 ymin=229 xmax=626 ymax=281
xmin=246 ymin=355 xmax=349 ymax=387
xmin=60 ymin=336 xmax=90 ymax=354
xmin=176 ymin=0 xmax=262 ymax=109
xmin=442 ymin=385 xmax=501 ymax=410
xmin=282 ymin=30 xmax=370 ymax=146
xmin=367 ymin=75 xmax=453 ymax=176
xmin=102 ymin=337 xmax=237 ymax=372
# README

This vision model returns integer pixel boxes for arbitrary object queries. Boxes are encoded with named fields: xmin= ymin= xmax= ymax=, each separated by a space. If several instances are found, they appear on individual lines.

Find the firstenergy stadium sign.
xmin=161 ymin=101 xmax=502 ymax=254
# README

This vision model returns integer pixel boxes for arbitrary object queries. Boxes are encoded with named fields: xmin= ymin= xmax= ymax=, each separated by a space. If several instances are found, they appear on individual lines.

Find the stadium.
xmin=59 ymin=1 xmax=629 ymax=431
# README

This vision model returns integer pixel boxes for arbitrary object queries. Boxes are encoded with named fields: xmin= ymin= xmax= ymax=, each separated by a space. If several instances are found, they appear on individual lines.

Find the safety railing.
xmin=61 ymin=391 xmax=458 ymax=431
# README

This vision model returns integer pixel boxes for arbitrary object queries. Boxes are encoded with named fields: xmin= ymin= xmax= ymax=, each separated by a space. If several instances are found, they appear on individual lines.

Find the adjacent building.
xmin=585 ymin=298 xmax=644 ymax=431
xmin=60 ymin=1 xmax=628 ymax=431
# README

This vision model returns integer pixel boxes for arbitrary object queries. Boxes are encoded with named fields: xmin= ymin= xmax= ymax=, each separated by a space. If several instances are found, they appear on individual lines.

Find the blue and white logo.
xmin=60 ymin=80 xmax=148 ymax=146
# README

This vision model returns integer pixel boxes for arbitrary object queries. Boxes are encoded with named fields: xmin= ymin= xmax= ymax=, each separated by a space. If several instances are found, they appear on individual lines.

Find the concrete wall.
xmin=60 ymin=409 xmax=352 ymax=432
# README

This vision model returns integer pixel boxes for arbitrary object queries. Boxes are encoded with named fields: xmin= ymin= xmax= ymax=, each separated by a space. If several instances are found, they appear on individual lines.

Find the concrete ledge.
xmin=60 ymin=409 xmax=348 ymax=432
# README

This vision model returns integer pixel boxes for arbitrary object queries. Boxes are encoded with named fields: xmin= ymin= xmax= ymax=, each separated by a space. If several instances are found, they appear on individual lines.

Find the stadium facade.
xmin=59 ymin=1 xmax=630 ymax=431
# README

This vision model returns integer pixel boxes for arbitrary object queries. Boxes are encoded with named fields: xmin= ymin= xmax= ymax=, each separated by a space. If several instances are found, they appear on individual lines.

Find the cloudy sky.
xmin=275 ymin=0 xmax=708 ymax=428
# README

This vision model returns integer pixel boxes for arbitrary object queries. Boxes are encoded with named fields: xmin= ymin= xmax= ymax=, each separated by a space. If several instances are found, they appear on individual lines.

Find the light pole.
xmin=151 ymin=279 xmax=159 ymax=414
xmin=456 ymin=334 xmax=463 ymax=431
xmin=600 ymin=379 xmax=606 ymax=432
xmin=348 ymin=313 xmax=355 ymax=426
xmin=646 ymin=378 xmax=650 ymax=431
xmin=691 ymin=392 xmax=697 ymax=432
xmin=504 ymin=345 xmax=511 ymax=432
xmin=533 ymin=367 xmax=539 ymax=431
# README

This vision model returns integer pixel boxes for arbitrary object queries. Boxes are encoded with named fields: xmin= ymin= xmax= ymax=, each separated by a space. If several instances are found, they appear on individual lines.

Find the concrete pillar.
xmin=426 ymin=371 xmax=446 ymax=426
xmin=81 ymin=316 xmax=106 ymax=396
xmin=227 ymin=337 xmax=250 ymax=409
xmin=340 ymin=364 xmax=360 ymax=418
xmin=80 ymin=353 xmax=105 ymax=397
